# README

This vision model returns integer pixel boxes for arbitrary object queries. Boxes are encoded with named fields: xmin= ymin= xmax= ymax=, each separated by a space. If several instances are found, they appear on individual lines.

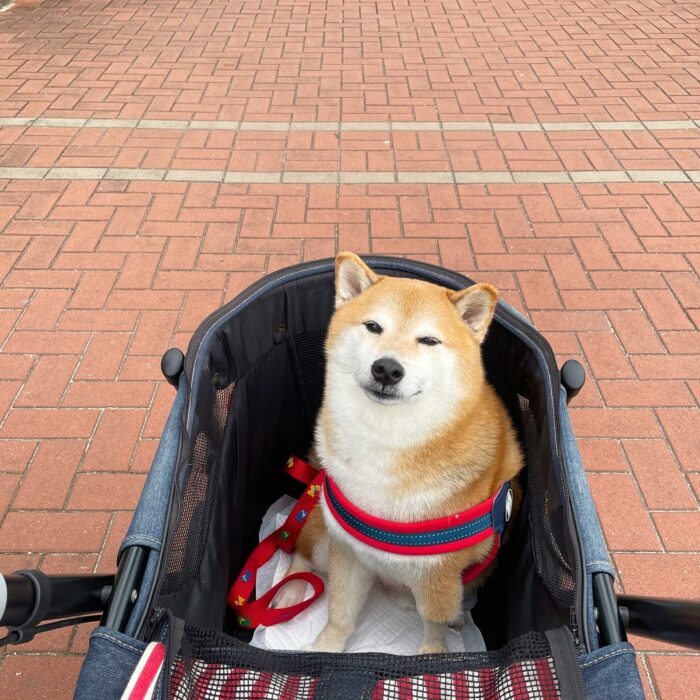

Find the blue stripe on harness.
xmin=325 ymin=480 xmax=508 ymax=548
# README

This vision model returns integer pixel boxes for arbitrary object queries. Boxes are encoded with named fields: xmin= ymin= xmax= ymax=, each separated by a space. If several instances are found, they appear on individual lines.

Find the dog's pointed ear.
xmin=449 ymin=283 xmax=499 ymax=342
xmin=335 ymin=252 xmax=379 ymax=306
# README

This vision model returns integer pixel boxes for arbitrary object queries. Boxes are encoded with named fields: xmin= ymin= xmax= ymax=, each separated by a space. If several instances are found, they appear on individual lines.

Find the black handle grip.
xmin=1 ymin=571 xmax=114 ymax=628
xmin=0 ymin=574 xmax=36 ymax=627
xmin=619 ymin=594 xmax=700 ymax=650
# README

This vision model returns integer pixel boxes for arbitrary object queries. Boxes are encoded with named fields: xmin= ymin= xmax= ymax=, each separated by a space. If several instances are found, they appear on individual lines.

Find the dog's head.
xmin=324 ymin=252 xmax=498 ymax=437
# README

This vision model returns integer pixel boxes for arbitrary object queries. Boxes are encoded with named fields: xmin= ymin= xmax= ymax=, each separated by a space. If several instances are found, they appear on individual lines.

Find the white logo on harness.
xmin=504 ymin=488 xmax=513 ymax=522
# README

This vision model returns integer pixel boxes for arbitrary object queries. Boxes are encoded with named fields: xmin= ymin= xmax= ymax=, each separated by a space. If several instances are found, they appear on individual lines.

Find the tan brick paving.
xmin=0 ymin=0 xmax=699 ymax=697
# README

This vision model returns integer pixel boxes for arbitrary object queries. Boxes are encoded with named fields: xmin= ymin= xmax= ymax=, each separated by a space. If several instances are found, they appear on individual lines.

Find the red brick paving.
xmin=2 ymin=122 xmax=700 ymax=175
xmin=2 ymin=0 xmax=700 ymax=124
xmin=0 ymin=0 xmax=699 ymax=698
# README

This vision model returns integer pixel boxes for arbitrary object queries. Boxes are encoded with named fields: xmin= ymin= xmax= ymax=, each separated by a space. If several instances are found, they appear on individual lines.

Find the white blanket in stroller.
xmin=250 ymin=496 xmax=487 ymax=655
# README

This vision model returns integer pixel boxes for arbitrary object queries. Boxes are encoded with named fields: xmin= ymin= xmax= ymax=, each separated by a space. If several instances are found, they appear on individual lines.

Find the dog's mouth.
xmin=362 ymin=383 xmax=421 ymax=404
xmin=365 ymin=387 xmax=400 ymax=403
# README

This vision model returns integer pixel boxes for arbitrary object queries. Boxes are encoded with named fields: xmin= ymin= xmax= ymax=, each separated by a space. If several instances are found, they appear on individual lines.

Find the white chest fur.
xmin=319 ymin=497 xmax=445 ymax=589
xmin=315 ymin=435 xmax=454 ymax=588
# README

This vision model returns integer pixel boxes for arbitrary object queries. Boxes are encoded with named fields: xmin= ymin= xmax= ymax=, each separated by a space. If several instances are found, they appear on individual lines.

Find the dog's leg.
xmin=272 ymin=551 xmax=312 ymax=609
xmin=420 ymin=620 xmax=451 ymax=654
xmin=309 ymin=540 xmax=373 ymax=653
xmin=413 ymin=572 xmax=463 ymax=654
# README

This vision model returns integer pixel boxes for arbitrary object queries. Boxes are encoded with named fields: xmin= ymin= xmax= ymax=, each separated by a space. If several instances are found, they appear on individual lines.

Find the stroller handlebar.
xmin=0 ymin=572 xmax=37 ymax=627
xmin=619 ymin=593 xmax=700 ymax=650
xmin=0 ymin=570 xmax=114 ymax=636
xmin=2 ymin=567 xmax=699 ymax=650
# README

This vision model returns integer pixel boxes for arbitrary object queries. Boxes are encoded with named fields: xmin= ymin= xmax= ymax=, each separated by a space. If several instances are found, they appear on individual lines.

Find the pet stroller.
xmin=1 ymin=257 xmax=699 ymax=699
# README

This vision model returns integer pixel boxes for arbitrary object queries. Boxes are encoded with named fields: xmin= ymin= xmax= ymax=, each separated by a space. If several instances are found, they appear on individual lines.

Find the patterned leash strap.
xmin=228 ymin=457 xmax=325 ymax=628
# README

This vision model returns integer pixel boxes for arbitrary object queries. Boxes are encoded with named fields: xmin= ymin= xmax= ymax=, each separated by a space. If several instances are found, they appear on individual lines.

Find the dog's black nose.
xmin=371 ymin=357 xmax=405 ymax=386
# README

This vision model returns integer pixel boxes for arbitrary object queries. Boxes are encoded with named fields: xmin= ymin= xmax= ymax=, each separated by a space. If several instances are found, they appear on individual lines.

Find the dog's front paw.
xmin=418 ymin=641 xmax=449 ymax=654
xmin=306 ymin=624 xmax=348 ymax=653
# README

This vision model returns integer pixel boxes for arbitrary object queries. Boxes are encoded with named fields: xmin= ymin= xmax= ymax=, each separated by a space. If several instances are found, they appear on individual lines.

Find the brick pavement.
xmin=0 ymin=0 xmax=698 ymax=697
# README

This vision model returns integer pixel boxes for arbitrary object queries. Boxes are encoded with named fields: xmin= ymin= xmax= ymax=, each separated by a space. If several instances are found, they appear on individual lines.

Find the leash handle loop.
xmin=228 ymin=461 xmax=325 ymax=629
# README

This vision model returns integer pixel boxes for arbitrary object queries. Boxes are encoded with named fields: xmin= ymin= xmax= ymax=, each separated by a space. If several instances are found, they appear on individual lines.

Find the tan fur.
xmin=284 ymin=252 xmax=524 ymax=653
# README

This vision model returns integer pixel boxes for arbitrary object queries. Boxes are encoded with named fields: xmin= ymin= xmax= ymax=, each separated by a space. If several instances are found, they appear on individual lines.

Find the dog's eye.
xmin=417 ymin=336 xmax=441 ymax=346
xmin=364 ymin=321 xmax=383 ymax=334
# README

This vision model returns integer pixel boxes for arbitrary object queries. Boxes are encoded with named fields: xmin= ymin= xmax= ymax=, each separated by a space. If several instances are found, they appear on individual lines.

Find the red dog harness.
xmin=229 ymin=456 xmax=513 ymax=629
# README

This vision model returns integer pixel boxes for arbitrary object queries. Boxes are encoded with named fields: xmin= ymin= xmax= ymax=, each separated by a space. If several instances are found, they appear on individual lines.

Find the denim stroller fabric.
xmin=579 ymin=641 xmax=644 ymax=699
xmin=120 ymin=379 xmax=185 ymax=637
xmin=120 ymin=378 xmax=185 ymax=557
xmin=74 ymin=381 xmax=185 ymax=699
xmin=496 ymin=294 xmax=617 ymax=654
xmin=73 ymin=627 xmax=147 ymax=700
xmin=559 ymin=387 xmax=644 ymax=695
xmin=558 ymin=386 xmax=617 ymax=652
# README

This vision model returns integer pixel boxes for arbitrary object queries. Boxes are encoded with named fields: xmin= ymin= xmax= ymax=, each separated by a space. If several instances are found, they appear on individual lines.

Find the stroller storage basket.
xmin=168 ymin=625 xmax=584 ymax=699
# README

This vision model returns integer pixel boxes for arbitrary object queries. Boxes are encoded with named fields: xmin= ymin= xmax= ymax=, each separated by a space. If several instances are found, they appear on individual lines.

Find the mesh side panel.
xmin=159 ymin=381 xmax=234 ymax=596
xmin=169 ymin=627 xmax=560 ymax=699
xmin=519 ymin=396 xmax=575 ymax=606
xmin=294 ymin=329 xmax=326 ymax=416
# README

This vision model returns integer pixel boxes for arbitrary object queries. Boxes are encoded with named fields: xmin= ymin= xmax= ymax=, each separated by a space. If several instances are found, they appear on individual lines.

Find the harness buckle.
xmin=504 ymin=488 xmax=514 ymax=522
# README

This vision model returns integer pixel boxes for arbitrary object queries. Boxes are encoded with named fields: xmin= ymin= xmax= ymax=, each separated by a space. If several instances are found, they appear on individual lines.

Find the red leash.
xmin=227 ymin=457 xmax=325 ymax=628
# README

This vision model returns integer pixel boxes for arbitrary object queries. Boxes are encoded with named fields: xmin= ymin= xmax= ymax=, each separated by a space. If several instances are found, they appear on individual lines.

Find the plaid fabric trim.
xmin=169 ymin=656 xmax=559 ymax=700
xmin=170 ymin=658 xmax=318 ymax=699
xmin=370 ymin=658 xmax=560 ymax=699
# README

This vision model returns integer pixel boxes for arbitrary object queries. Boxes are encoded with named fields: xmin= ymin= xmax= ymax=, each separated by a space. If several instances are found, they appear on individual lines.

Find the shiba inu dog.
xmin=275 ymin=252 xmax=523 ymax=654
